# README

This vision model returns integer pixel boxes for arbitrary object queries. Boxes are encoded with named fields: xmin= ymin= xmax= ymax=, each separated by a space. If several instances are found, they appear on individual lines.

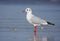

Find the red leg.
xmin=34 ymin=26 xmax=36 ymax=32
xmin=34 ymin=26 xmax=36 ymax=37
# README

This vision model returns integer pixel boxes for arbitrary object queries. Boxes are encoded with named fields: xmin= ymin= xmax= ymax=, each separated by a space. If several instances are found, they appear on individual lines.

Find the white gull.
xmin=23 ymin=8 xmax=55 ymax=29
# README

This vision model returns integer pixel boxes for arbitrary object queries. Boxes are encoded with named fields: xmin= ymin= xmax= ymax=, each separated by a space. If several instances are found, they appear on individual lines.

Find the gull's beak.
xmin=22 ymin=10 xmax=25 ymax=13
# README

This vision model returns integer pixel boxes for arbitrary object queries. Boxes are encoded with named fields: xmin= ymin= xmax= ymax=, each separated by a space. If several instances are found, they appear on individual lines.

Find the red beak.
xmin=22 ymin=10 xmax=25 ymax=12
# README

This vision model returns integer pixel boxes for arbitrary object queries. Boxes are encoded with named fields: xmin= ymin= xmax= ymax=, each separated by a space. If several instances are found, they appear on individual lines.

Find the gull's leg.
xmin=34 ymin=26 xmax=36 ymax=36
xmin=34 ymin=25 xmax=36 ymax=32
xmin=41 ymin=26 xmax=44 ymax=30
xmin=34 ymin=24 xmax=36 ymax=32
xmin=34 ymin=24 xmax=37 ymax=36
xmin=34 ymin=24 xmax=36 ymax=41
xmin=40 ymin=25 xmax=44 ymax=30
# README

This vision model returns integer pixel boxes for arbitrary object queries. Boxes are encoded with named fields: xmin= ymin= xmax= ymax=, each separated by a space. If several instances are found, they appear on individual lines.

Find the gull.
xmin=23 ymin=8 xmax=55 ymax=32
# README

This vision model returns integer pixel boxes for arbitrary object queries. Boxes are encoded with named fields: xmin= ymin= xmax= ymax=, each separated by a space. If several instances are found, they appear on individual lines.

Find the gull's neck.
xmin=26 ymin=12 xmax=33 ymax=18
xmin=26 ymin=12 xmax=32 ymax=16
xmin=27 ymin=11 xmax=32 ymax=14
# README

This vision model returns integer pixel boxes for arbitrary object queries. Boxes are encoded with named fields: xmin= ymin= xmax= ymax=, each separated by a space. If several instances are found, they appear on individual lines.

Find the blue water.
xmin=0 ymin=2 xmax=60 ymax=41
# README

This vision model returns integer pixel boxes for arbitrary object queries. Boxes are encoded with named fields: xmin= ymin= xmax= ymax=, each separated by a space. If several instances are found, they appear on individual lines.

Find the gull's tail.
xmin=47 ymin=21 xmax=55 ymax=26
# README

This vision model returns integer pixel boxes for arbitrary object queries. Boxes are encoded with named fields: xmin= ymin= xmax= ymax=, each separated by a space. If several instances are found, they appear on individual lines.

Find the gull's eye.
xmin=27 ymin=9 xmax=28 ymax=11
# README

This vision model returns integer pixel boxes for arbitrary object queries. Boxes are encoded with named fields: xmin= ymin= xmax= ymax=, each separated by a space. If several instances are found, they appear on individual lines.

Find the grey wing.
xmin=31 ymin=15 xmax=47 ymax=25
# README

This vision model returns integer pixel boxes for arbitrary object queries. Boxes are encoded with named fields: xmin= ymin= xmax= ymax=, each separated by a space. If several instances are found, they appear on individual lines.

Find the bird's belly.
xmin=26 ymin=18 xmax=33 ymax=24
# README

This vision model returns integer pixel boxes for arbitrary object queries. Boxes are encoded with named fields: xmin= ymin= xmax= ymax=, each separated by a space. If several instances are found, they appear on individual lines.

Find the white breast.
xmin=26 ymin=13 xmax=33 ymax=24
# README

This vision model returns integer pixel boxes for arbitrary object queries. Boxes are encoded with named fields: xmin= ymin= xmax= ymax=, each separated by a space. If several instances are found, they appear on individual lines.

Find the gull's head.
xmin=23 ymin=8 xmax=32 ymax=14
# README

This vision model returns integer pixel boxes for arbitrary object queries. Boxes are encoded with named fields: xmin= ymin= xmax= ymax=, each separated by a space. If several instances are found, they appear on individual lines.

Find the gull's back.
xmin=30 ymin=14 xmax=48 ymax=25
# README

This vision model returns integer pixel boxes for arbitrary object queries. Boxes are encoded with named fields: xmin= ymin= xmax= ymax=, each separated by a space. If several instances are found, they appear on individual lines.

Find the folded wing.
xmin=31 ymin=15 xmax=48 ymax=25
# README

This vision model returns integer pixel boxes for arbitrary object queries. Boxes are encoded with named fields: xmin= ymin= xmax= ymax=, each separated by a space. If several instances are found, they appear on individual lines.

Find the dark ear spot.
xmin=29 ymin=9 xmax=30 ymax=11
xmin=27 ymin=9 xmax=28 ymax=11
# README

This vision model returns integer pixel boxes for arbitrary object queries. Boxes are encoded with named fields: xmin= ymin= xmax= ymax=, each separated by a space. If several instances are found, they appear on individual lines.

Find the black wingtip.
xmin=47 ymin=21 xmax=55 ymax=26
xmin=51 ymin=23 xmax=55 ymax=26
